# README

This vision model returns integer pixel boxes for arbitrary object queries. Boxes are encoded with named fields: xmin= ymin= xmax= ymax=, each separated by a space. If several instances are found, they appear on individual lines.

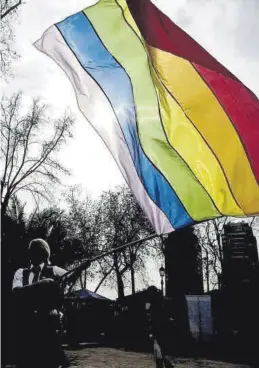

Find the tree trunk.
xmin=94 ymin=265 xmax=114 ymax=293
xmin=116 ymin=270 xmax=125 ymax=299
xmin=130 ymin=252 xmax=135 ymax=294
xmin=79 ymin=272 xmax=85 ymax=289
xmin=114 ymin=252 xmax=124 ymax=299
xmin=205 ymin=249 xmax=210 ymax=292
xmin=217 ymin=273 xmax=221 ymax=290
xmin=1 ymin=195 xmax=10 ymax=217
xmin=83 ymin=270 xmax=87 ymax=289
xmin=217 ymin=232 xmax=223 ymax=269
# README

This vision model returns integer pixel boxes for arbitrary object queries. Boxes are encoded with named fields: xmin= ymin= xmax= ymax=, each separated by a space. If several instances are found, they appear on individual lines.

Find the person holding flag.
xmin=12 ymin=238 xmax=68 ymax=368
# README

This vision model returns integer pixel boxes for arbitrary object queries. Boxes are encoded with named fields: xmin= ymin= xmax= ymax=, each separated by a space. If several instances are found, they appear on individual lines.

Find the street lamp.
xmin=159 ymin=266 xmax=165 ymax=296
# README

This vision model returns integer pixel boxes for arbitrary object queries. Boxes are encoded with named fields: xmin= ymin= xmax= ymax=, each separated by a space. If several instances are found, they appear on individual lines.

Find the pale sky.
xmin=1 ymin=0 xmax=259 ymax=298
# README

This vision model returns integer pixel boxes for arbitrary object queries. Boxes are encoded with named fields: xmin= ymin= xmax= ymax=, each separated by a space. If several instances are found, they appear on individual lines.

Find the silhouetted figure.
xmin=12 ymin=238 xmax=67 ymax=368
xmin=145 ymin=286 xmax=174 ymax=368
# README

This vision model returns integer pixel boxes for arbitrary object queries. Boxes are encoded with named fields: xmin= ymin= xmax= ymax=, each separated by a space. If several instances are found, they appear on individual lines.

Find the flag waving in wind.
xmin=35 ymin=0 xmax=259 ymax=235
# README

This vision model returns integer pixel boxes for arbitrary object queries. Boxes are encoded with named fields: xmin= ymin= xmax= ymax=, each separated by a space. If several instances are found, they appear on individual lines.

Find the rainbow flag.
xmin=35 ymin=0 xmax=259 ymax=234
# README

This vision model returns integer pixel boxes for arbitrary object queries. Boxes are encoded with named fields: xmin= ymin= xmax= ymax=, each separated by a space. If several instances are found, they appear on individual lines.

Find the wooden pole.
xmin=60 ymin=233 xmax=159 ymax=282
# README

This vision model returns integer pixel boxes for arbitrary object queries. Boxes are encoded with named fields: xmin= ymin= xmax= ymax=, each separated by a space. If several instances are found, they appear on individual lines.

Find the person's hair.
xmin=28 ymin=238 xmax=50 ymax=261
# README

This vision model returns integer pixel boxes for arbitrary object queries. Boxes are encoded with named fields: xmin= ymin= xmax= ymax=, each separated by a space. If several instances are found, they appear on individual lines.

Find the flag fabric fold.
xmin=35 ymin=0 xmax=259 ymax=234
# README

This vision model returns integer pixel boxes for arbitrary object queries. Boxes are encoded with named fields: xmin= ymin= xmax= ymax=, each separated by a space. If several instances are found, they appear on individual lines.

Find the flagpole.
xmin=60 ymin=233 xmax=159 ymax=281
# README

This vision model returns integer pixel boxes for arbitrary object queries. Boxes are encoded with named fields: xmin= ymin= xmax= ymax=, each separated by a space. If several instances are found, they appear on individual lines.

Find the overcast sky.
xmin=1 ymin=0 xmax=259 ymax=297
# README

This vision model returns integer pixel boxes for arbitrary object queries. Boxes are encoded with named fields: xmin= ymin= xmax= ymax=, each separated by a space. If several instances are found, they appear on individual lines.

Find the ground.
xmin=66 ymin=347 xmax=252 ymax=368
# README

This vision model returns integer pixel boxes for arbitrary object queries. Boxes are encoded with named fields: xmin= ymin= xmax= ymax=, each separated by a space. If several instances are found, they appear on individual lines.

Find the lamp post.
xmin=159 ymin=266 xmax=165 ymax=296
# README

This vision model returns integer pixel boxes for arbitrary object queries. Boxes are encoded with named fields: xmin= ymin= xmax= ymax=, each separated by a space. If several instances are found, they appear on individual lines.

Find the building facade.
xmin=164 ymin=227 xmax=204 ymax=297
xmin=220 ymin=222 xmax=259 ymax=350
xmin=221 ymin=222 xmax=259 ymax=292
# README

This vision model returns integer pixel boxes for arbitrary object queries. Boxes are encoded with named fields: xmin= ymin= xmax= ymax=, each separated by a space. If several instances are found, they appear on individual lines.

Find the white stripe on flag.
xmin=34 ymin=26 xmax=174 ymax=234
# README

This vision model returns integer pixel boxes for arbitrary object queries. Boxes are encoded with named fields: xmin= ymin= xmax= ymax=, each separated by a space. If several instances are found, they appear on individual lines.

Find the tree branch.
xmin=94 ymin=265 xmax=115 ymax=293
xmin=1 ymin=0 xmax=22 ymax=19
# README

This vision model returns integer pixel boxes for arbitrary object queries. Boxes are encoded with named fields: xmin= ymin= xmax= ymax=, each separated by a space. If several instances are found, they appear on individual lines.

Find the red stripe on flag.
xmin=126 ymin=0 xmax=259 ymax=182
xmin=194 ymin=63 xmax=259 ymax=182
xmin=126 ymin=0 xmax=235 ymax=79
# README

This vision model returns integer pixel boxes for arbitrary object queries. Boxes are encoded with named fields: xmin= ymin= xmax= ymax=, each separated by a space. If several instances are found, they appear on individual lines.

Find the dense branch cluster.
xmin=64 ymin=185 xmax=155 ymax=296
xmin=1 ymin=93 xmax=74 ymax=214
xmin=1 ymin=0 xmax=22 ymax=19
xmin=195 ymin=218 xmax=228 ymax=291
xmin=0 ymin=0 xmax=23 ymax=77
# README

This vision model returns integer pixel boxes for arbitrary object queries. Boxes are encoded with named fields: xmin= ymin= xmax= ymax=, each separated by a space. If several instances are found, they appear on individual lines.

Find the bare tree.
xmin=0 ymin=0 xmax=23 ymax=77
xmin=1 ymin=93 xmax=74 ymax=215
xmin=250 ymin=216 xmax=259 ymax=232
xmin=95 ymin=185 xmax=153 ymax=299
xmin=195 ymin=217 xmax=229 ymax=291
xmin=196 ymin=216 xmax=259 ymax=292
xmin=65 ymin=186 xmax=102 ymax=289
xmin=1 ymin=0 xmax=22 ymax=19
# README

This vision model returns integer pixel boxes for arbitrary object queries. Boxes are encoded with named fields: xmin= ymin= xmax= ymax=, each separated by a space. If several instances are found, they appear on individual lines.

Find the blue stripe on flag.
xmin=56 ymin=12 xmax=192 ymax=228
